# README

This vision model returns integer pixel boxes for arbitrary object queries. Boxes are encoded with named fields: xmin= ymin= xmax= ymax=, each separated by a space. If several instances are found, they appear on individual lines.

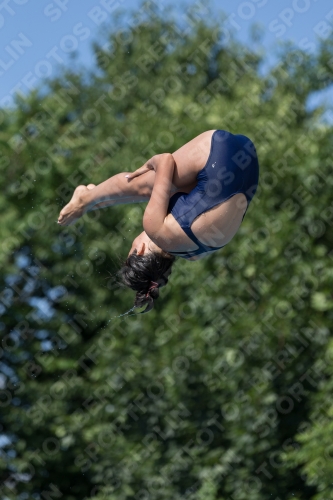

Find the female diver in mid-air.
xmin=57 ymin=129 xmax=260 ymax=313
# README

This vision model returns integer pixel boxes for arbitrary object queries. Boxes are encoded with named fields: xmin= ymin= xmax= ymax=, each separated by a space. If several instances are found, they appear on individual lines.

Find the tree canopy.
xmin=1 ymin=3 xmax=333 ymax=499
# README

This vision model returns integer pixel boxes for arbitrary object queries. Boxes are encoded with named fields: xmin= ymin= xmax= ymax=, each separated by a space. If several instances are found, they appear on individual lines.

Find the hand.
xmin=57 ymin=184 xmax=95 ymax=226
xmin=125 ymin=154 xmax=173 ymax=181
xmin=125 ymin=160 xmax=155 ymax=181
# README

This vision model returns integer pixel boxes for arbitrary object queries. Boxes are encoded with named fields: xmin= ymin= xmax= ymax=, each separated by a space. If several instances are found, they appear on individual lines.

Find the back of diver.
xmin=166 ymin=129 xmax=260 ymax=259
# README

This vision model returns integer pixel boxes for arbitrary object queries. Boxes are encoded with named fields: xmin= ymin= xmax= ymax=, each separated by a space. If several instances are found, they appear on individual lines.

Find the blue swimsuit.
xmin=166 ymin=129 xmax=260 ymax=259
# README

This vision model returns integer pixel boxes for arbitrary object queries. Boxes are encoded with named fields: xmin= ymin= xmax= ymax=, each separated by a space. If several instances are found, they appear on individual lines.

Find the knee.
xmin=137 ymin=172 xmax=155 ymax=197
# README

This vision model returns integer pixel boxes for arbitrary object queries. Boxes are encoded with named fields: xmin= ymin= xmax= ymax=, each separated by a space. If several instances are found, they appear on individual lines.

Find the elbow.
xmin=163 ymin=153 xmax=174 ymax=163
xmin=158 ymin=153 xmax=175 ymax=170
xmin=151 ymin=153 xmax=175 ymax=165
xmin=143 ymin=215 xmax=164 ymax=239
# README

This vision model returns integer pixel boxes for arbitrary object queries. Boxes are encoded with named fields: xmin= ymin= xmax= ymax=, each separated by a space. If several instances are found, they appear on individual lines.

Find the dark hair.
xmin=117 ymin=249 xmax=176 ymax=314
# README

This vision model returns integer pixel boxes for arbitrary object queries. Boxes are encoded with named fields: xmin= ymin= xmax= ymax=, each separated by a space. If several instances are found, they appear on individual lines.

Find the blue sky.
xmin=1 ymin=0 xmax=333 ymax=111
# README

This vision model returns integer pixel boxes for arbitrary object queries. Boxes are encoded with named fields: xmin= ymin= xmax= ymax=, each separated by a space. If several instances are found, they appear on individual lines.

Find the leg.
xmin=87 ymin=170 xmax=197 ymax=211
xmin=87 ymin=184 xmax=140 ymax=212
xmin=58 ymin=168 xmax=198 ymax=225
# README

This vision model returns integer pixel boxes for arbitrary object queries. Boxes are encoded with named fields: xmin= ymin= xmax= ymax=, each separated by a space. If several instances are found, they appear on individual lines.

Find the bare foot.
xmin=57 ymin=185 xmax=93 ymax=226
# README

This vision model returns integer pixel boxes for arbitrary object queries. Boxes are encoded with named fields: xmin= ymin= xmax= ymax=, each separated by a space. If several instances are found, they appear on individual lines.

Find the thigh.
xmin=171 ymin=130 xmax=216 ymax=186
xmin=138 ymin=130 xmax=216 ymax=197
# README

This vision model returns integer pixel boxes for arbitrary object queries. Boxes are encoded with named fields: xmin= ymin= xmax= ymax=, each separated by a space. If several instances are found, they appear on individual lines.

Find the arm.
xmin=142 ymin=154 xmax=175 ymax=237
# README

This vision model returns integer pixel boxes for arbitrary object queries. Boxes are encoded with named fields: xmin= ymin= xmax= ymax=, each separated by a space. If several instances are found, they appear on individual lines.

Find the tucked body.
xmin=57 ymin=129 xmax=260 ymax=313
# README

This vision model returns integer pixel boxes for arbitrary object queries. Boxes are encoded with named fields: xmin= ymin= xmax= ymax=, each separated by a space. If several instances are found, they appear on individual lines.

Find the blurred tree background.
xmin=1 ymin=2 xmax=333 ymax=499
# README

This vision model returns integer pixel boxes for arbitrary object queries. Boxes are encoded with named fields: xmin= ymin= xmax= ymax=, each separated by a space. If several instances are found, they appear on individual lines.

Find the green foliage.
xmin=1 ymin=3 xmax=333 ymax=499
